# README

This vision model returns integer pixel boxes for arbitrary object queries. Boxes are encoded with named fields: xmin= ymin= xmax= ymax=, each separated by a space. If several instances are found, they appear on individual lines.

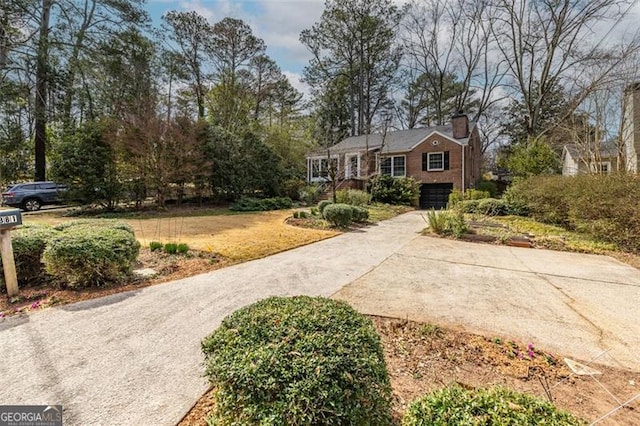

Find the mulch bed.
xmin=179 ymin=316 xmax=640 ymax=425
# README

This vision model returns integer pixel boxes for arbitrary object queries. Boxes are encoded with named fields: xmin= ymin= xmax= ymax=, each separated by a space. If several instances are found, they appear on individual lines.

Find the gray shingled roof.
xmin=564 ymin=144 xmax=619 ymax=160
xmin=310 ymin=124 xmax=474 ymax=156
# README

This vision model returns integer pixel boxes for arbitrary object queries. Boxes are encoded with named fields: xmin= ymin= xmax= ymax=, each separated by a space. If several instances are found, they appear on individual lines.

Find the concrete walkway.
xmin=0 ymin=212 xmax=426 ymax=426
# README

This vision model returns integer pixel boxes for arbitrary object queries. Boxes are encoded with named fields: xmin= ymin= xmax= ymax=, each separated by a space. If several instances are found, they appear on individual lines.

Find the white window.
xmin=590 ymin=161 xmax=611 ymax=174
xmin=346 ymin=154 xmax=360 ymax=178
xmin=427 ymin=152 xmax=444 ymax=171
xmin=309 ymin=157 xmax=338 ymax=182
xmin=379 ymin=155 xmax=406 ymax=177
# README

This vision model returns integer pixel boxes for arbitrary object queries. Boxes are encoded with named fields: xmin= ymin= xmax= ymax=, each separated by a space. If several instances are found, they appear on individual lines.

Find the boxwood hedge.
xmin=201 ymin=296 xmax=393 ymax=425
xmin=43 ymin=226 xmax=140 ymax=288
xmin=402 ymin=384 xmax=585 ymax=426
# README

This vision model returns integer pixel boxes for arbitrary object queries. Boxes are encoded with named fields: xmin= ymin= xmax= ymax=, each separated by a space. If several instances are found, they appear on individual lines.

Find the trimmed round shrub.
xmin=317 ymin=199 xmax=334 ymax=216
xmin=43 ymin=227 xmax=140 ymax=288
xmin=53 ymin=219 xmax=135 ymax=235
xmin=402 ymin=384 xmax=585 ymax=426
xmin=0 ymin=224 xmax=59 ymax=292
xmin=351 ymin=205 xmax=370 ymax=223
xmin=201 ymin=296 xmax=393 ymax=425
xmin=323 ymin=203 xmax=353 ymax=227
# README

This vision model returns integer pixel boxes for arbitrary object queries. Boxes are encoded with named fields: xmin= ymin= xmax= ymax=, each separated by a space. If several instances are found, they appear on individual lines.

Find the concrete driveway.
xmin=1 ymin=210 xmax=639 ymax=425
xmin=0 ymin=212 xmax=425 ymax=425
xmin=333 ymin=235 xmax=640 ymax=372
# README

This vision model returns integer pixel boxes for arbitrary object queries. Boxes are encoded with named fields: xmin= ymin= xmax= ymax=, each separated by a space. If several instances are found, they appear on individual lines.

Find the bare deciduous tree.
xmin=490 ymin=0 xmax=640 ymax=140
xmin=401 ymin=0 xmax=506 ymax=127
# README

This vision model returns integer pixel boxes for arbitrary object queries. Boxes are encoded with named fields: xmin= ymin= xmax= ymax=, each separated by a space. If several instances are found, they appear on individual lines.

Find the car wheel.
xmin=23 ymin=198 xmax=42 ymax=211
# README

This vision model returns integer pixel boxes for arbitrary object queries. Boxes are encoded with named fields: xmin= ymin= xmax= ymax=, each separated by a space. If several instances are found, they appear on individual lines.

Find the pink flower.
xmin=0 ymin=312 xmax=4 ymax=318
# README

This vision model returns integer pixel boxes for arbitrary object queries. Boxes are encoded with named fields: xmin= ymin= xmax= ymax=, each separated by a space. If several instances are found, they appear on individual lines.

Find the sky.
xmin=146 ymin=0 xmax=328 ymax=97
xmin=145 ymin=0 xmax=640 ymax=102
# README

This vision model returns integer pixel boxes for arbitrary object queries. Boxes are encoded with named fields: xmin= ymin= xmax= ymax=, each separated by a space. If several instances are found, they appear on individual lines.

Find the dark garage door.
xmin=420 ymin=183 xmax=453 ymax=209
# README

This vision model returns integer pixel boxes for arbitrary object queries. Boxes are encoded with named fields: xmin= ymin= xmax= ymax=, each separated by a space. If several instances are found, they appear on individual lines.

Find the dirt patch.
xmin=178 ymin=317 xmax=640 ymax=425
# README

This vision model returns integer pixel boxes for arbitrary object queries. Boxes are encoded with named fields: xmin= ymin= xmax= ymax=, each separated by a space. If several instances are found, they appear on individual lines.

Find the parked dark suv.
xmin=1 ymin=181 xmax=67 ymax=211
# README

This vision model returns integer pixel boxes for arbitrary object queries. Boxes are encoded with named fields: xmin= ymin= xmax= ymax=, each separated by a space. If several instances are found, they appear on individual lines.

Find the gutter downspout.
xmin=461 ymin=144 xmax=465 ymax=195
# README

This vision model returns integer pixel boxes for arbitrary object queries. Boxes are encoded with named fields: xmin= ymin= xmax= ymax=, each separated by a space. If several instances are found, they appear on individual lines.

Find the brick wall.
xmin=404 ymin=129 xmax=481 ymax=190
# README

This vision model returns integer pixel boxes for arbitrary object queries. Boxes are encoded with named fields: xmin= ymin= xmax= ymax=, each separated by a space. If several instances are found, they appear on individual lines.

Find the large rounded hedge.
xmin=402 ymin=384 xmax=585 ymax=426
xmin=201 ymin=296 xmax=393 ymax=425
xmin=43 ymin=226 xmax=140 ymax=288
xmin=0 ymin=224 xmax=59 ymax=292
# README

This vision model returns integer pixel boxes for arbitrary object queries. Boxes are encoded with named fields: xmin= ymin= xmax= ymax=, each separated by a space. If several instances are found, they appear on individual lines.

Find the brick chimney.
xmin=451 ymin=112 xmax=469 ymax=139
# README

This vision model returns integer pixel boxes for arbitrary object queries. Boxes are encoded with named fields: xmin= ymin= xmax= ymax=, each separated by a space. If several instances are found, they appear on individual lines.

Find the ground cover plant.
xmin=402 ymin=384 xmax=585 ymax=425
xmin=201 ymin=296 xmax=393 ymax=425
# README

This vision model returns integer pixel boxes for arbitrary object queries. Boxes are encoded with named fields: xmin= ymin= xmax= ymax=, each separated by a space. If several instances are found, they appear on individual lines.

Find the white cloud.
xmin=283 ymin=70 xmax=311 ymax=100
xmin=172 ymin=0 xmax=324 ymax=75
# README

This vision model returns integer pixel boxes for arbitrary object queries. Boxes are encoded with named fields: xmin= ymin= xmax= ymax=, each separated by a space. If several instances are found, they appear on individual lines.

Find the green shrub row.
xmin=202 ymin=296 xmax=394 ymax=425
xmin=335 ymin=189 xmax=371 ymax=206
xmin=507 ymin=174 xmax=640 ymax=252
xmin=0 ymin=221 xmax=139 ymax=292
xmin=201 ymin=296 xmax=584 ymax=425
xmin=370 ymin=175 xmax=420 ymax=205
xmin=292 ymin=211 xmax=309 ymax=219
xmin=229 ymin=196 xmax=293 ymax=211
xmin=149 ymin=241 xmax=189 ymax=254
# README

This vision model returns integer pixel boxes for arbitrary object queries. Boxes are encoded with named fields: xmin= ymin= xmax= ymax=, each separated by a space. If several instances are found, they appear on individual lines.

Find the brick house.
xmin=306 ymin=114 xmax=482 ymax=209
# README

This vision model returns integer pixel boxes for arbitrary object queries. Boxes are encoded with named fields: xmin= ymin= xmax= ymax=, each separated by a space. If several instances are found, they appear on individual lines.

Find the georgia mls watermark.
xmin=0 ymin=405 xmax=62 ymax=426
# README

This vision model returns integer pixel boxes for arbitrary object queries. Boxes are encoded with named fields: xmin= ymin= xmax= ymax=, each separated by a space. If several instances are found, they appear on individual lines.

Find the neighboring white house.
xmin=562 ymin=145 xmax=618 ymax=176
xmin=562 ymin=82 xmax=640 ymax=176
xmin=623 ymin=83 xmax=640 ymax=173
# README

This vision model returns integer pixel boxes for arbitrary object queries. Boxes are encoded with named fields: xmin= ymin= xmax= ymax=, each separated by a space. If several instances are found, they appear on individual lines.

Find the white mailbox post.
xmin=0 ymin=209 xmax=22 ymax=297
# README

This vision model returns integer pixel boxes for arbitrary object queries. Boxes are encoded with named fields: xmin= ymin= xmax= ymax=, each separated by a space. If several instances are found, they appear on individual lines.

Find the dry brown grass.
xmin=25 ymin=209 xmax=339 ymax=261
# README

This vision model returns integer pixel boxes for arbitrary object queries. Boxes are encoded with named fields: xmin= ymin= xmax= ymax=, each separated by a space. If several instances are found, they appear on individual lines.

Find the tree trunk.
xmin=34 ymin=0 xmax=52 ymax=182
